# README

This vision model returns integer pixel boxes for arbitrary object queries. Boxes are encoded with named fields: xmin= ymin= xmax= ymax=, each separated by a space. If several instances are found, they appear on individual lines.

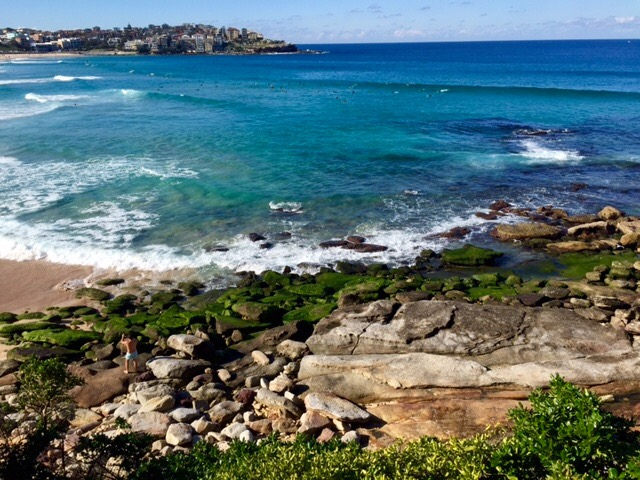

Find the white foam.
xmin=0 ymin=75 xmax=101 ymax=86
xmin=0 ymin=156 xmax=20 ymax=166
xmin=518 ymin=139 xmax=583 ymax=163
xmin=269 ymin=201 xmax=303 ymax=213
xmin=25 ymin=93 xmax=90 ymax=103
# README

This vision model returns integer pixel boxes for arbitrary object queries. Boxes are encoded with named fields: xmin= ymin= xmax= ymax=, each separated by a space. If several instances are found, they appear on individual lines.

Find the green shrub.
xmin=491 ymin=375 xmax=639 ymax=479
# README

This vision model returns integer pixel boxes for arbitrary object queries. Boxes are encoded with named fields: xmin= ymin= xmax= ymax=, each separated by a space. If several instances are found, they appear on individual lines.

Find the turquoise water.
xmin=0 ymin=40 xmax=639 ymax=278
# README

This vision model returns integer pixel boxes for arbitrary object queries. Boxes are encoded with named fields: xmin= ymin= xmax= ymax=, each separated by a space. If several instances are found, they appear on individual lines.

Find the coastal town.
xmin=0 ymin=23 xmax=297 ymax=55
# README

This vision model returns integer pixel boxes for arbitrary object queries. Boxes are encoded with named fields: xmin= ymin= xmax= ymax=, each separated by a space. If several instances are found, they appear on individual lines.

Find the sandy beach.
xmin=0 ymin=259 xmax=93 ymax=313
xmin=0 ymin=51 xmax=135 ymax=61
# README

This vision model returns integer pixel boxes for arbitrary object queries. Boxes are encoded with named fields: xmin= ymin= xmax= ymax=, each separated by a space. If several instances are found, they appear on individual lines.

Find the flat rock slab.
xmin=298 ymin=352 xmax=640 ymax=404
xmin=306 ymin=300 xmax=632 ymax=364
xmin=69 ymin=367 xmax=130 ymax=408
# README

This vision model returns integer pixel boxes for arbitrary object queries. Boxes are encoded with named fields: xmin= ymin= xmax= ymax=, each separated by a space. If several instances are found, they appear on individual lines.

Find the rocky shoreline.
xmin=0 ymin=201 xmax=639 ymax=460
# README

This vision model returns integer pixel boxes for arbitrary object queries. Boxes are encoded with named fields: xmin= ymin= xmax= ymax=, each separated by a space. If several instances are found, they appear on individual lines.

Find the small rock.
xmin=191 ymin=418 xmax=216 ymax=435
xmin=221 ymin=422 xmax=249 ymax=440
xmin=113 ymin=404 xmax=140 ymax=420
xmin=251 ymin=350 xmax=270 ymax=366
xmin=317 ymin=428 xmax=336 ymax=443
xmin=140 ymin=395 xmax=175 ymax=413
xmin=217 ymin=368 xmax=232 ymax=383
xmin=593 ymin=296 xmax=630 ymax=310
xmin=489 ymin=200 xmax=511 ymax=211
xmin=166 ymin=423 xmax=193 ymax=446
xmin=238 ymin=430 xmax=255 ymax=442
xmin=249 ymin=233 xmax=266 ymax=242
xmin=247 ymin=419 xmax=273 ymax=435
xmin=169 ymin=408 xmax=201 ymax=423
xmin=272 ymin=417 xmax=297 ymax=434
xmin=598 ymin=206 xmax=623 ymax=221
xmin=129 ymin=412 xmax=173 ymax=437
xmin=298 ymin=411 xmax=331 ymax=434
xmin=304 ymin=392 xmax=370 ymax=423
xmin=276 ymin=340 xmax=309 ymax=360
xmin=209 ymin=401 xmax=244 ymax=424
xmin=341 ymin=431 xmax=360 ymax=444
xmin=517 ymin=293 xmax=545 ymax=307
xmin=269 ymin=373 xmax=294 ymax=394
xmin=346 ymin=235 xmax=366 ymax=244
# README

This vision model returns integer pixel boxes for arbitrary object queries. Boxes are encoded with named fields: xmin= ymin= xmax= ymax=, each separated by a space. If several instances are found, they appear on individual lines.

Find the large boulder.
xmin=69 ymin=367 xmax=130 ymax=408
xmin=167 ymin=334 xmax=216 ymax=359
xmin=146 ymin=357 xmax=211 ymax=380
xmin=491 ymin=222 xmax=563 ymax=241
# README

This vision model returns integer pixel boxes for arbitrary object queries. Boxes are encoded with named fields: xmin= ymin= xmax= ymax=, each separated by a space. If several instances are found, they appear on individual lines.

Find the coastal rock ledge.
xmin=299 ymin=299 xmax=640 ymax=440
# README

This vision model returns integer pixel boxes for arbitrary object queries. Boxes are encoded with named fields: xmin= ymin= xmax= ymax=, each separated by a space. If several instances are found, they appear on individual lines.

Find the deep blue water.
xmin=0 ymin=40 xmax=639 ymax=279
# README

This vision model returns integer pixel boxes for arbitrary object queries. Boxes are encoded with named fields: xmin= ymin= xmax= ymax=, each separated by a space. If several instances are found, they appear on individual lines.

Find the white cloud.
xmin=615 ymin=16 xmax=637 ymax=24
xmin=392 ymin=28 xmax=425 ymax=39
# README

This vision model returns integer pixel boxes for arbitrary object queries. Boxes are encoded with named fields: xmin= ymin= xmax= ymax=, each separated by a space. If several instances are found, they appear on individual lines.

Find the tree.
xmin=17 ymin=357 xmax=83 ymax=432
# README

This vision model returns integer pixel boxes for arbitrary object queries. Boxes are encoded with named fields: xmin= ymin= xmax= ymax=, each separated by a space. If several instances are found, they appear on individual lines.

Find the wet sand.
xmin=0 ymin=259 xmax=93 ymax=313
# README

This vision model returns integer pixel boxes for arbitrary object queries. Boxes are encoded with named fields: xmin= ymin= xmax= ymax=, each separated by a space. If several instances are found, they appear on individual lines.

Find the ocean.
xmin=0 ymin=40 xmax=639 ymax=281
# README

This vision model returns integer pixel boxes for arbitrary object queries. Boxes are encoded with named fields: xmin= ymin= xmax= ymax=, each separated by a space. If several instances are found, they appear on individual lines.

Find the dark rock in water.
xmin=249 ymin=233 xmax=266 ymax=242
xmin=259 ymin=242 xmax=274 ymax=249
xmin=517 ymin=293 xmax=545 ymax=307
xmin=346 ymin=235 xmax=366 ymax=244
xmin=475 ymin=212 xmax=498 ymax=221
xmin=204 ymin=244 xmax=229 ymax=253
xmin=490 ymin=200 xmax=511 ymax=211
xmin=283 ymin=266 xmax=292 ymax=274
xmin=274 ymin=232 xmax=292 ymax=240
xmin=320 ymin=240 xmax=350 ymax=249
xmin=336 ymin=261 xmax=367 ymax=274
xmin=570 ymin=183 xmax=588 ymax=192
xmin=348 ymin=243 xmax=388 ymax=253
xmin=438 ymin=227 xmax=471 ymax=239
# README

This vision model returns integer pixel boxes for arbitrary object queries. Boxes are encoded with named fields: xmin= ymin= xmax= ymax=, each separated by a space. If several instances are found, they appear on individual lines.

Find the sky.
xmin=3 ymin=0 xmax=640 ymax=43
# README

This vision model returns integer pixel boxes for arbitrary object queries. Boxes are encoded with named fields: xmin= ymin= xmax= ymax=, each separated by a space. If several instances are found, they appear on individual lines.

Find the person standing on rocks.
xmin=121 ymin=333 xmax=139 ymax=374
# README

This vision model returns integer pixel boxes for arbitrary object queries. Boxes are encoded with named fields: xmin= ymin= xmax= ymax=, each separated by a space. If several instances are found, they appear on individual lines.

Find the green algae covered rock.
xmin=472 ymin=273 xmax=502 ymax=287
xmin=104 ymin=294 xmax=137 ymax=314
xmin=441 ymin=244 xmax=503 ymax=266
xmin=262 ymin=271 xmax=291 ymax=288
xmin=17 ymin=312 xmax=45 ymax=320
xmin=286 ymin=283 xmax=331 ymax=297
xmin=0 ymin=321 xmax=58 ymax=336
xmin=76 ymin=287 xmax=111 ymax=302
xmin=315 ymin=272 xmax=359 ymax=291
xmin=96 ymin=278 xmax=125 ymax=287
xmin=0 ymin=312 xmax=17 ymax=323
xmin=7 ymin=345 xmax=79 ymax=362
xmin=22 ymin=328 xmax=101 ymax=348
xmin=282 ymin=302 xmax=337 ymax=324
xmin=232 ymin=302 xmax=282 ymax=323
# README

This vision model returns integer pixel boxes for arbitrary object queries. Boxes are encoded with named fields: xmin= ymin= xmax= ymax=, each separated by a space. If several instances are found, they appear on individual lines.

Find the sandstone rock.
xmin=276 ymin=340 xmax=309 ymax=360
xmin=304 ymin=392 xmax=371 ymax=423
xmin=585 ymin=271 xmax=604 ymax=283
xmin=221 ymin=422 xmax=249 ymax=440
xmin=190 ymin=383 xmax=226 ymax=405
xmin=146 ymin=357 xmax=211 ymax=379
xmin=166 ymin=423 xmax=193 ymax=446
xmin=247 ymin=419 xmax=273 ymax=435
xmin=598 ymin=206 xmax=623 ymax=221
xmin=113 ymin=404 xmax=140 ymax=420
xmin=269 ymin=373 xmax=294 ymax=393
xmin=317 ymin=428 xmax=336 ymax=443
xmin=547 ymin=241 xmax=599 ymax=253
xmin=341 ymin=431 xmax=360 ymax=444
xmin=139 ymin=395 xmax=175 ymax=413
xmin=255 ymin=388 xmax=302 ymax=418
xmin=209 ymin=401 xmax=244 ymax=424
xmin=129 ymin=412 xmax=172 ymax=437
xmin=574 ymin=307 xmax=610 ymax=323
xmin=169 ymin=408 xmax=200 ymax=423
xmin=617 ymin=220 xmax=640 ymax=235
xmin=233 ymin=322 xmax=314 ymax=355
xmin=217 ymin=368 xmax=232 ymax=383
xmin=620 ymin=233 xmax=640 ymax=247
xmin=69 ymin=367 xmax=130 ymax=408
xmin=133 ymin=384 xmax=175 ymax=404
xmin=251 ymin=350 xmax=270 ymax=366
xmin=167 ymin=334 xmax=216 ymax=359
xmin=70 ymin=408 xmax=102 ymax=429
xmin=395 ymin=291 xmax=433 ymax=303
xmin=298 ymin=411 xmax=331 ymax=434
xmin=491 ymin=223 xmax=563 ymax=241
xmin=592 ymin=296 xmax=630 ymax=310
xmin=272 ymin=417 xmax=298 ymax=434
xmin=191 ymin=418 xmax=216 ymax=435
xmin=567 ymin=221 xmax=609 ymax=236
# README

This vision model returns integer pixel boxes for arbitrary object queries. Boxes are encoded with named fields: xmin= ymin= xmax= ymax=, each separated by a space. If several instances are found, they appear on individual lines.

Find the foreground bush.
xmin=132 ymin=376 xmax=640 ymax=480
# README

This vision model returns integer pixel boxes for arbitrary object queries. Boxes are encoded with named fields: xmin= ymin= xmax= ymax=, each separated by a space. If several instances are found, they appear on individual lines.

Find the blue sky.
xmin=3 ymin=1 xmax=639 ymax=43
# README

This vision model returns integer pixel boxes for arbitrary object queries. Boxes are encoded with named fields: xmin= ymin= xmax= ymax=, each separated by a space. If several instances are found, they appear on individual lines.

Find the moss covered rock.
xmin=76 ymin=287 xmax=111 ymax=302
xmin=17 ymin=312 xmax=45 ymax=320
xmin=96 ymin=278 xmax=125 ymax=287
xmin=282 ymin=303 xmax=337 ymax=324
xmin=262 ymin=271 xmax=291 ymax=288
xmin=22 ymin=328 xmax=101 ymax=348
xmin=286 ymin=284 xmax=330 ymax=297
xmin=0 ymin=312 xmax=17 ymax=323
xmin=0 ymin=321 xmax=58 ymax=336
xmin=315 ymin=272 xmax=359 ymax=291
xmin=442 ymin=245 xmax=503 ymax=266
xmin=104 ymin=294 xmax=137 ymax=315
xmin=232 ymin=302 xmax=281 ymax=323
